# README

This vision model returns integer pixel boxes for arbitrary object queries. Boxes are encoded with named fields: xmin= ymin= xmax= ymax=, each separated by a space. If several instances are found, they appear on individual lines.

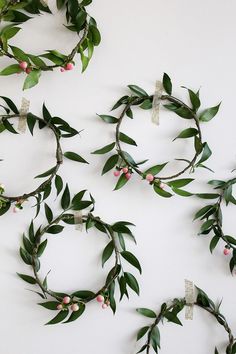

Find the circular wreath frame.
xmin=93 ymin=73 xmax=220 ymax=198
xmin=136 ymin=286 xmax=235 ymax=354
xmin=194 ymin=177 xmax=236 ymax=273
xmin=0 ymin=96 xmax=86 ymax=216
xmin=0 ymin=0 xmax=101 ymax=89
xmin=17 ymin=186 xmax=141 ymax=325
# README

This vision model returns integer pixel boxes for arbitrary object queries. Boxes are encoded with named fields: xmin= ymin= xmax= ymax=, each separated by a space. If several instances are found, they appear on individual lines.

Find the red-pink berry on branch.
xmin=102 ymin=303 xmax=108 ymax=309
xmin=19 ymin=61 xmax=28 ymax=70
xmin=63 ymin=296 xmax=71 ymax=304
xmin=57 ymin=304 xmax=63 ymax=310
xmin=224 ymin=248 xmax=230 ymax=256
xmin=60 ymin=67 xmax=65 ymax=72
xmin=146 ymin=174 xmax=154 ymax=182
xmin=26 ymin=68 xmax=32 ymax=74
xmin=125 ymin=173 xmax=132 ymax=180
xmin=71 ymin=303 xmax=79 ymax=312
xmin=159 ymin=182 xmax=165 ymax=189
xmin=13 ymin=207 xmax=20 ymax=213
xmin=65 ymin=63 xmax=74 ymax=71
xmin=122 ymin=167 xmax=128 ymax=174
xmin=113 ymin=170 xmax=120 ymax=177
xmin=96 ymin=295 xmax=104 ymax=303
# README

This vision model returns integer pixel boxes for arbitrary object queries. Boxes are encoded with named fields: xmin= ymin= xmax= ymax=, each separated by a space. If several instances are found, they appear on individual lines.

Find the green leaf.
xmin=102 ymin=241 xmax=114 ymax=267
xmin=188 ymin=89 xmax=201 ymax=111
xmin=3 ymin=118 xmax=18 ymax=134
xmin=0 ymin=64 xmax=21 ymax=75
xmin=61 ymin=184 xmax=70 ymax=209
xmin=91 ymin=142 xmax=115 ymax=154
xmin=165 ymin=311 xmax=182 ymax=325
xmin=10 ymin=45 xmax=29 ymax=62
xmin=37 ymin=239 xmax=48 ymax=257
xmin=23 ymin=69 xmax=41 ymax=90
xmin=172 ymin=188 xmax=193 ymax=197
xmin=55 ymin=175 xmax=63 ymax=196
xmin=163 ymin=73 xmax=172 ymax=95
xmin=209 ymin=236 xmax=220 ymax=253
xmin=35 ymin=166 xmax=56 ymax=178
xmin=72 ymin=200 xmax=92 ymax=211
xmin=124 ymin=272 xmax=139 ymax=295
xmin=151 ymin=326 xmax=161 ymax=352
xmin=64 ymin=303 xmax=86 ymax=323
xmin=121 ymin=251 xmax=142 ymax=274
xmin=196 ymin=193 xmax=220 ymax=199
xmin=173 ymin=128 xmax=198 ymax=140
xmin=102 ymin=154 xmax=119 ymax=175
xmin=127 ymin=85 xmax=148 ymax=97
xmin=20 ymin=247 xmax=32 ymax=265
xmin=97 ymin=114 xmax=118 ymax=124
xmin=46 ymin=310 xmax=69 ymax=325
xmin=197 ymin=142 xmax=212 ymax=165
xmin=113 ymin=173 xmax=129 ymax=190
xmin=137 ymin=345 xmax=148 ymax=353
xmin=144 ymin=162 xmax=168 ymax=176
xmin=72 ymin=290 xmax=95 ymax=299
xmin=200 ymin=219 xmax=215 ymax=233
xmin=42 ymin=103 xmax=51 ymax=122
xmin=26 ymin=113 xmax=36 ymax=135
xmin=153 ymin=184 xmax=172 ymax=198
xmin=44 ymin=203 xmax=53 ymax=223
xmin=137 ymin=326 xmax=149 ymax=341
xmin=194 ymin=205 xmax=215 ymax=220
xmin=119 ymin=132 xmax=137 ymax=146
xmin=39 ymin=301 xmax=59 ymax=310
xmin=64 ymin=151 xmax=88 ymax=164
xmin=17 ymin=273 xmax=36 ymax=284
xmin=0 ymin=96 xmax=19 ymax=114
xmin=199 ymin=103 xmax=221 ymax=122
xmin=89 ymin=25 xmax=101 ymax=46
xmin=167 ymin=178 xmax=194 ymax=188
xmin=136 ymin=308 xmax=156 ymax=318
xmin=46 ymin=225 xmax=64 ymax=234
xmin=0 ymin=201 xmax=11 ymax=216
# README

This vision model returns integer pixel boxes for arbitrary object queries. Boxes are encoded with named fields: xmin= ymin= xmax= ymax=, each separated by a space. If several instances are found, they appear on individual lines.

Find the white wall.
xmin=0 ymin=1 xmax=236 ymax=353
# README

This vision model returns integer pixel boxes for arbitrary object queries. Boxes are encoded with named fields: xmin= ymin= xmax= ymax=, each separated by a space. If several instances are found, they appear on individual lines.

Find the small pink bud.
xmin=106 ymin=301 xmax=110 ymax=306
xmin=60 ymin=67 xmax=65 ymax=72
xmin=102 ymin=303 xmax=108 ymax=309
xmin=113 ymin=170 xmax=120 ymax=177
xmin=71 ymin=303 xmax=79 ymax=312
xmin=13 ymin=207 xmax=20 ymax=213
xmin=63 ymin=296 xmax=71 ymax=304
xmin=57 ymin=304 xmax=63 ymax=310
xmin=19 ymin=61 xmax=28 ymax=70
xmin=122 ymin=167 xmax=128 ymax=174
xmin=125 ymin=172 xmax=132 ymax=180
xmin=159 ymin=182 xmax=165 ymax=189
xmin=146 ymin=174 xmax=154 ymax=182
xmin=96 ymin=295 xmax=104 ymax=303
xmin=224 ymin=248 xmax=230 ymax=256
xmin=65 ymin=63 xmax=74 ymax=71
xmin=25 ymin=68 xmax=32 ymax=74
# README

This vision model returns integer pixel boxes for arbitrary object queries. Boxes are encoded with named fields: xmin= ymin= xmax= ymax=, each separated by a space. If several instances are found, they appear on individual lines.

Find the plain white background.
xmin=0 ymin=1 xmax=236 ymax=353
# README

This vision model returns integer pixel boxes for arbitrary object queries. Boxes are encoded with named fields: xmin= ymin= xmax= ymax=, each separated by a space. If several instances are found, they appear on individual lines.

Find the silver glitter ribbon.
xmin=185 ymin=279 xmax=195 ymax=320
xmin=74 ymin=211 xmax=83 ymax=231
xmin=151 ymin=81 xmax=163 ymax=125
xmin=18 ymin=98 xmax=30 ymax=133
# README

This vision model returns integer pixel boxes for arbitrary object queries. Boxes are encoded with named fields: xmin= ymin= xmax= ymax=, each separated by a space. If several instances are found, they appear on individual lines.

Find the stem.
xmin=115 ymin=94 xmax=203 ymax=182
xmin=1 ymin=113 xmax=63 ymax=202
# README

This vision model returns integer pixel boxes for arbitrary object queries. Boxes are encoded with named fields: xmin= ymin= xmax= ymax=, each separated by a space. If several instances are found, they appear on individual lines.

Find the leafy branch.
xmin=93 ymin=73 xmax=220 ymax=198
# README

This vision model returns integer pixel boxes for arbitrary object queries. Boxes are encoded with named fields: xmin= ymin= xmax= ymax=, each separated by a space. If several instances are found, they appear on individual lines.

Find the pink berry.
xmin=96 ymin=295 xmax=104 ymax=303
xmin=159 ymin=182 xmax=165 ymax=189
xmin=102 ymin=303 xmax=108 ymax=309
xmin=63 ymin=296 xmax=71 ymax=304
xmin=19 ymin=61 xmax=28 ymax=70
xmin=65 ymin=63 xmax=74 ymax=71
xmin=224 ymin=248 xmax=230 ymax=256
xmin=13 ymin=207 xmax=20 ymax=213
xmin=71 ymin=303 xmax=79 ymax=312
xmin=125 ymin=173 xmax=131 ymax=180
xmin=146 ymin=174 xmax=154 ymax=182
xmin=57 ymin=304 xmax=63 ymax=310
xmin=26 ymin=68 xmax=31 ymax=74
xmin=122 ymin=167 xmax=128 ymax=174
xmin=60 ymin=67 xmax=65 ymax=72
xmin=113 ymin=170 xmax=120 ymax=177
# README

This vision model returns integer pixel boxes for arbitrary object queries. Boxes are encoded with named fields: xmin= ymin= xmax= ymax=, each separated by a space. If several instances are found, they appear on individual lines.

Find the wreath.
xmin=93 ymin=73 xmax=220 ymax=198
xmin=136 ymin=286 xmax=235 ymax=354
xmin=194 ymin=177 xmax=236 ymax=273
xmin=0 ymin=96 xmax=87 ymax=216
xmin=17 ymin=185 xmax=141 ymax=324
xmin=0 ymin=0 xmax=101 ymax=89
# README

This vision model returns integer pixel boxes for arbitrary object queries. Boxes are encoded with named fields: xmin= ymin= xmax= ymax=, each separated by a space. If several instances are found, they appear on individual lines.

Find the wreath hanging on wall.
xmin=17 ymin=186 xmax=141 ymax=324
xmin=136 ymin=286 xmax=235 ymax=354
xmin=0 ymin=0 xmax=101 ymax=89
xmin=93 ymin=74 xmax=220 ymax=198
xmin=0 ymin=96 xmax=87 ymax=216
